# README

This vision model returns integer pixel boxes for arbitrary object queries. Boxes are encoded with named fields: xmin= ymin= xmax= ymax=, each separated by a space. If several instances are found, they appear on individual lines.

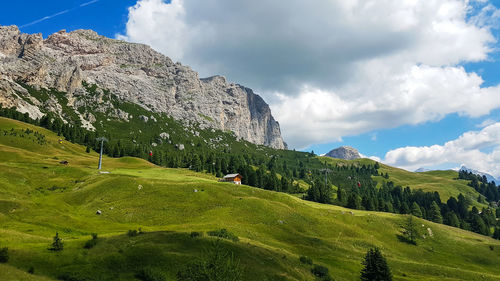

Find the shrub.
xmin=83 ymin=233 xmax=98 ymax=249
xmin=299 ymin=255 xmax=313 ymax=265
xmin=128 ymin=229 xmax=139 ymax=237
xmin=57 ymin=272 xmax=86 ymax=281
xmin=136 ymin=267 xmax=167 ymax=281
xmin=0 ymin=247 xmax=8 ymax=263
xmin=207 ymin=229 xmax=239 ymax=242
xmin=177 ymin=241 xmax=243 ymax=281
xmin=190 ymin=231 xmax=202 ymax=238
xmin=311 ymin=265 xmax=331 ymax=280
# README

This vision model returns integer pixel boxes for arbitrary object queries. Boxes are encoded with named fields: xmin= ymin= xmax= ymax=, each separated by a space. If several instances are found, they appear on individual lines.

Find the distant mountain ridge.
xmin=325 ymin=146 xmax=361 ymax=160
xmin=0 ymin=25 xmax=286 ymax=149
xmin=459 ymin=166 xmax=499 ymax=184
xmin=415 ymin=167 xmax=431 ymax=173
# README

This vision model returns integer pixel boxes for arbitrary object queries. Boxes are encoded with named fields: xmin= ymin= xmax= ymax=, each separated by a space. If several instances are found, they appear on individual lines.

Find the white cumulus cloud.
xmin=118 ymin=0 xmax=500 ymax=149
xmin=382 ymin=123 xmax=500 ymax=178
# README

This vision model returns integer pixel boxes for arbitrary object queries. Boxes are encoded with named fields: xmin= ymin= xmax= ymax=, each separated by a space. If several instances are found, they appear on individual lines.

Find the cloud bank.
xmin=118 ymin=0 xmax=500 ymax=149
xmin=382 ymin=122 xmax=500 ymax=178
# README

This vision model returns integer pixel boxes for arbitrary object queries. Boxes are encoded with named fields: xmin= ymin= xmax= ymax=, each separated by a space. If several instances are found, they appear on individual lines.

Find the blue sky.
xmin=2 ymin=0 xmax=500 ymax=175
xmin=0 ymin=0 xmax=135 ymax=38
xmin=307 ymin=0 xmax=500 ymax=160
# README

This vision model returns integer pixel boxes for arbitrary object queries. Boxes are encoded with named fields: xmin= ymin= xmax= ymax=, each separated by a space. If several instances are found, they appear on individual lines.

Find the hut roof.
xmin=223 ymin=173 xmax=242 ymax=179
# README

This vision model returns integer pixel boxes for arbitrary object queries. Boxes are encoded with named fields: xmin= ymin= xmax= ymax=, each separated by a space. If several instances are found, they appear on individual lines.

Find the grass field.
xmin=0 ymin=117 xmax=499 ymax=281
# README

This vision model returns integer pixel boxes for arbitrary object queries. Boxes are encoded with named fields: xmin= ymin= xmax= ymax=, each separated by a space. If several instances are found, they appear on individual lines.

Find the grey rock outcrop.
xmin=325 ymin=146 xmax=361 ymax=160
xmin=0 ymin=25 xmax=286 ymax=149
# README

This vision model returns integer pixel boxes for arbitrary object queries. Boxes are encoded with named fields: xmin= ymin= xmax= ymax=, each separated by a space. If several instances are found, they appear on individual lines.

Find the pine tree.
xmin=446 ymin=197 xmax=458 ymax=213
xmin=429 ymin=202 xmax=443 ymax=223
xmin=191 ymin=154 xmax=202 ymax=172
xmin=444 ymin=212 xmax=460 ymax=227
xmin=360 ymin=248 xmax=392 ymax=281
xmin=385 ymin=202 xmax=394 ymax=213
xmin=347 ymin=194 xmax=361 ymax=209
xmin=247 ymin=169 xmax=257 ymax=187
xmin=400 ymin=202 xmax=410 ymax=214
xmin=493 ymin=228 xmax=500 ymax=240
xmin=401 ymin=215 xmax=419 ymax=245
xmin=410 ymin=202 xmax=423 ymax=218
xmin=457 ymin=194 xmax=469 ymax=218
xmin=280 ymin=176 xmax=289 ymax=192
xmin=50 ymin=232 xmax=64 ymax=251
xmin=470 ymin=214 xmax=490 ymax=236
xmin=337 ymin=187 xmax=345 ymax=205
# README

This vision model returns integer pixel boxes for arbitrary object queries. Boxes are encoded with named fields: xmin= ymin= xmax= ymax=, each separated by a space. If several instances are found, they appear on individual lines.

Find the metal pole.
xmin=321 ymin=162 xmax=331 ymax=188
xmin=325 ymin=164 xmax=328 ymax=188
xmin=98 ymin=139 xmax=103 ymax=170
xmin=325 ymin=168 xmax=327 ymax=187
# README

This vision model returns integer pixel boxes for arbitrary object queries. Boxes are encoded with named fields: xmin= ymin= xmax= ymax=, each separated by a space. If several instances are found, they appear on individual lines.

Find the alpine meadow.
xmin=2 ymin=0 xmax=500 ymax=280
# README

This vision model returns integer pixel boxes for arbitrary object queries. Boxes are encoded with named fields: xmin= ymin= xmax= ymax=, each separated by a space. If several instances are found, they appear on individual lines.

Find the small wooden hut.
xmin=221 ymin=173 xmax=243 ymax=185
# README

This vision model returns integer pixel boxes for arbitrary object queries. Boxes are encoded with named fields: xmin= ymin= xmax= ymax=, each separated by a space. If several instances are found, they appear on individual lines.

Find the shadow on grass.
xmin=396 ymin=234 xmax=417 ymax=245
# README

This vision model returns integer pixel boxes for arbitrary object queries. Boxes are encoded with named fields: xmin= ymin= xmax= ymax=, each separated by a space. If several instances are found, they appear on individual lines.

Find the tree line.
xmin=1 ymin=104 xmax=498 ymax=240
xmin=458 ymin=170 xmax=500 ymax=203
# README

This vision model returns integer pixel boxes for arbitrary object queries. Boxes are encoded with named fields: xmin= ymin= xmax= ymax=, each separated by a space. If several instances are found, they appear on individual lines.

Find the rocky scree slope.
xmin=0 ymin=25 xmax=286 ymax=149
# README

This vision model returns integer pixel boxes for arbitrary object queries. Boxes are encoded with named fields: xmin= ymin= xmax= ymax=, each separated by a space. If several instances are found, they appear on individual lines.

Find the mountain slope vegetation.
xmin=0 ymin=117 xmax=500 ymax=280
xmin=320 ymin=157 xmax=486 ymax=207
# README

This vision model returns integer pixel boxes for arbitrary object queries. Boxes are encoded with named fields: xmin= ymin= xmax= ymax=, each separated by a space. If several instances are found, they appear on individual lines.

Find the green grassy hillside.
xmin=0 ymin=117 xmax=500 ymax=281
xmin=319 ymin=157 xmax=485 ymax=207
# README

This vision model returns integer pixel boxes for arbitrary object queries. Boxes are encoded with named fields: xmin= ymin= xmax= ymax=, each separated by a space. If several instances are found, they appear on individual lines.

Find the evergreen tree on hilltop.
xmin=401 ymin=215 xmax=420 ymax=245
xmin=306 ymin=178 xmax=332 ymax=204
xmin=360 ymin=248 xmax=392 ymax=281
xmin=410 ymin=202 xmax=423 ymax=218
xmin=470 ymin=214 xmax=490 ymax=236
xmin=429 ymin=202 xmax=443 ymax=223
xmin=400 ymin=202 xmax=410 ymax=214
xmin=444 ymin=212 xmax=460 ymax=227
xmin=457 ymin=194 xmax=469 ymax=218
xmin=346 ymin=193 xmax=361 ymax=209
xmin=337 ymin=187 xmax=346 ymax=205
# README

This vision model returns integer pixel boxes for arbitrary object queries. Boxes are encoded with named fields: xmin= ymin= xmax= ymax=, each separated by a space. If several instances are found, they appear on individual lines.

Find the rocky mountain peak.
xmin=0 ymin=25 xmax=286 ymax=149
xmin=325 ymin=146 xmax=361 ymax=160
xmin=459 ymin=166 xmax=498 ymax=184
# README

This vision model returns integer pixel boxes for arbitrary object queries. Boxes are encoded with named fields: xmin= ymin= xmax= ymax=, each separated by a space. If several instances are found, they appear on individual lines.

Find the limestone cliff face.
xmin=0 ymin=26 xmax=286 ymax=149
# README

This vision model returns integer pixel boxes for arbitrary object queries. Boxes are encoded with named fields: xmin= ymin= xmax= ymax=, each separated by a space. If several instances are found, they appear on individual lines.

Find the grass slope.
xmin=0 ymin=117 xmax=499 ymax=281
